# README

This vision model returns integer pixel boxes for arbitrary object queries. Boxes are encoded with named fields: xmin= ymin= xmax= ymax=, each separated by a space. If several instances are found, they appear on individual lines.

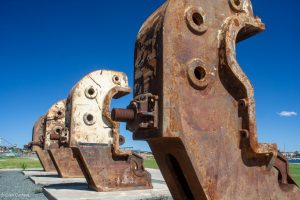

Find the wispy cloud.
xmin=277 ymin=111 xmax=298 ymax=117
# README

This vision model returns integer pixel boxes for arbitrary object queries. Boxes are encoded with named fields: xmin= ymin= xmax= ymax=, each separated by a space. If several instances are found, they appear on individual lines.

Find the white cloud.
xmin=277 ymin=111 xmax=298 ymax=117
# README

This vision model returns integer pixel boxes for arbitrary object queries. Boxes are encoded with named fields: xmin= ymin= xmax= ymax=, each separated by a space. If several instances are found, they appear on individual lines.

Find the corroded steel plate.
xmin=66 ymin=70 xmax=152 ymax=191
xmin=112 ymin=0 xmax=300 ymax=199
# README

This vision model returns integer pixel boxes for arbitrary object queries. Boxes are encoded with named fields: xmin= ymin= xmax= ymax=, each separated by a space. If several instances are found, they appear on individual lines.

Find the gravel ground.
xmin=0 ymin=171 xmax=47 ymax=200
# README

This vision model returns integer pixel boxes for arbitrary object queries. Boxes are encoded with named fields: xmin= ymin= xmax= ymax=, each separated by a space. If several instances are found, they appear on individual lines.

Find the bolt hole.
xmin=192 ymin=12 xmax=203 ymax=26
xmin=86 ymin=114 xmax=94 ymax=122
xmin=56 ymin=128 xmax=61 ymax=134
xmin=240 ymin=130 xmax=249 ymax=139
xmin=234 ymin=0 xmax=241 ymax=6
xmin=194 ymin=66 xmax=206 ymax=81
xmin=114 ymin=76 xmax=119 ymax=82
xmin=88 ymin=88 xmax=95 ymax=96
xmin=57 ymin=111 xmax=62 ymax=116
xmin=239 ymin=101 xmax=245 ymax=107
xmin=241 ymin=132 xmax=246 ymax=138
xmin=238 ymin=99 xmax=247 ymax=108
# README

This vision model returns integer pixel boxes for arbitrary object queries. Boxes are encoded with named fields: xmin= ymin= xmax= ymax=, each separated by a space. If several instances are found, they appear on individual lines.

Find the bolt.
xmin=119 ymin=135 xmax=125 ymax=145
xmin=111 ymin=108 xmax=135 ymax=122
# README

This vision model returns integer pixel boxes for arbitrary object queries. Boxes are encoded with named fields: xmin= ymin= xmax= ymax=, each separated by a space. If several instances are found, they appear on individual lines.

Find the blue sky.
xmin=0 ymin=0 xmax=299 ymax=152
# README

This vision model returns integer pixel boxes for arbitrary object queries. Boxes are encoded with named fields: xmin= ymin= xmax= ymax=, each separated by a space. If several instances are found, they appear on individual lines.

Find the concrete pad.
xmin=146 ymin=168 xmax=165 ymax=182
xmin=30 ymin=175 xmax=86 ymax=185
xmin=0 ymin=168 xmax=43 ymax=172
xmin=43 ymin=182 xmax=172 ymax=200
xmin=22 ymin=170 xmax=58 ymax=176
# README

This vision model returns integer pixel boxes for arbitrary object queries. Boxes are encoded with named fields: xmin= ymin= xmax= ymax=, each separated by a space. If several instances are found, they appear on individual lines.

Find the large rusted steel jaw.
xmin=29 ymin=116 xmax=56 ymax=172
xmin=112 ymin=0 xmax=300 ymax=199
xmin=43 ymin=100 xmax=66 ymax=150
xmin=66 ymin=70 xmax=152 ymax=192
xmin=44 ymin=100 xmax=83 ymax=178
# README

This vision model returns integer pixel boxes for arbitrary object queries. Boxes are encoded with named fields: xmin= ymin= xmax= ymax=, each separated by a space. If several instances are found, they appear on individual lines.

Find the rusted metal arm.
xmin=65 ymin=70 xmax=152 ymax=192
xmin=29 ymin=116 xmax=56 ymax=172
xmin=44 ymin=100 xmax=83 ymax=178
xmin=112 ymin=0 xmax=300 ymax=199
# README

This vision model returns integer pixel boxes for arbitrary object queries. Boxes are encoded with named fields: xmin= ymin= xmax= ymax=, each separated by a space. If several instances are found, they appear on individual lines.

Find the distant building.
xmin=282 ymin=152 xmax=297 ymax=159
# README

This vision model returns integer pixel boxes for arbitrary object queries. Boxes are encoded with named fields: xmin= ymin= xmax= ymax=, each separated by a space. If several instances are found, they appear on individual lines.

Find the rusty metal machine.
xmin=65 ymin=70 xmax=152 ymax=191
xmin=112 ymin=0 xmax=300 ymax=199
xmin=45 ymin=100 xmax=84 ymax=178
xmin=28 ymin=116 xmax=56 ymax=172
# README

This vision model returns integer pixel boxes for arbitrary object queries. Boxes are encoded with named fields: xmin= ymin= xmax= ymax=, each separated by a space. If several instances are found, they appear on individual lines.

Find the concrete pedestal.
xmin=43 ymin=182 xmax=172 ymax=200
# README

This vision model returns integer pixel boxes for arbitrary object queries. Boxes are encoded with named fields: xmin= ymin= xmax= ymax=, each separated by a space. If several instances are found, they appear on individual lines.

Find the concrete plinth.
xmin=22 ymin=170 xmax=58 ymax=176
xmin=43 ymin=182 xmax=172 ymax=200
xmin=147 ymin=168 xmax=165 ymax=182
xmin=27 ymin=168 xmax=171 ymax=199
xmin=30 ymin=175 xmax=86 ymax=185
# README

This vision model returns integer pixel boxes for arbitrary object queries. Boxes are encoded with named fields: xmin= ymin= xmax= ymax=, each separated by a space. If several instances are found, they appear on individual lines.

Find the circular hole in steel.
xmin=55 ymin=128 xmax=61 ymax=134
xmin=238 ymin=99 xmax=248 ymax=108
xmin=185 ymin=7 xmax=207 ymax=35
xmin=88 ymin=88 xmax=95 ymax=96
xmin=239 ymin=101 xmax=245 ymax=108
xmin=229 ymin=0 xmax=243 ymax=12
xmin=112 ymin=75 xmax=121 ymax=85
xmin=234 ymin=0 xmax=241 ymax=6
xmin=240 ymin=130 xmax=249 ymax=139
xmin=83 ymin=113 xmax=96 ymax=125
xmin=86 ymin=114 xmax=94 ymax=122
xmin=85 ymin=86 xmax=97 ymax=99
xmin=192 ymin=12 xmax=204 ymax=26
xmin=194 ymin=66 xmax=206 ymax=81
xmin=119 ymin=135 xmax=125 ymax=145
xmin=187 ymin=59 xmax=210 ymax=90
xmin=241 ymin=132 xmax=247 ymax=138
xmin=114 ymin=76 xmax=119 ymax=82
xmin=57 ymin=111 xmax=62 ymax=116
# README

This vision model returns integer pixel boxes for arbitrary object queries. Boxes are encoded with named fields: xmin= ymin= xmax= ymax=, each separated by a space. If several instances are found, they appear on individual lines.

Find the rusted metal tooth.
xmin=44 ymin=100 xmax=84 ymax=178
xmin=43 ymin=100 xmax=65 ymax=150
xmin=66 ymin=70 xmax=152 ymax=192
xmin=30 ymin=116 xmax=56 ymax=172
xmin=35 ymin=149 xmax=57 ymax=172
xmin=111 ymin=108 xmax=135 ymax=122
xmin=113 ymin=0 xmax=300 ymax=199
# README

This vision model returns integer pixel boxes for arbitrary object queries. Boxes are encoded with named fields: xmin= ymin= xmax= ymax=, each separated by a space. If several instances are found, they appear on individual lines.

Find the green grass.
xmin=290 ymin=164 xmax=300 ymax=185
xmin=0 ymin=156 xmax=299 ymax=186
xmin=144 ymin=157 xmax=300 ymax=186
xmin=144 ymin=156 xmax=159 ymax=169
xmin=0 ymin=157 xmax=42 ymax=169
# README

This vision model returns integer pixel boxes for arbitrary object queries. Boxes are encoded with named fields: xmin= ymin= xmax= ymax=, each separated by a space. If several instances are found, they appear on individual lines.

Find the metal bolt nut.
xmin=187 ymin=59 xmax=210 ymax=90
xmin=85 ymin=86 xmax=98 ymax=99
xmin=83 ymin=113 xmax=96 ymax=126
xmin=111 ymin=108 xmax=135 ymax=122
xmin=112 ymin=75 xmax=121 ymax=85
xmin=185 ymin=6 xmax=207 ymax=35
xmin=229 ymin=0 xmax=244 ymax=12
